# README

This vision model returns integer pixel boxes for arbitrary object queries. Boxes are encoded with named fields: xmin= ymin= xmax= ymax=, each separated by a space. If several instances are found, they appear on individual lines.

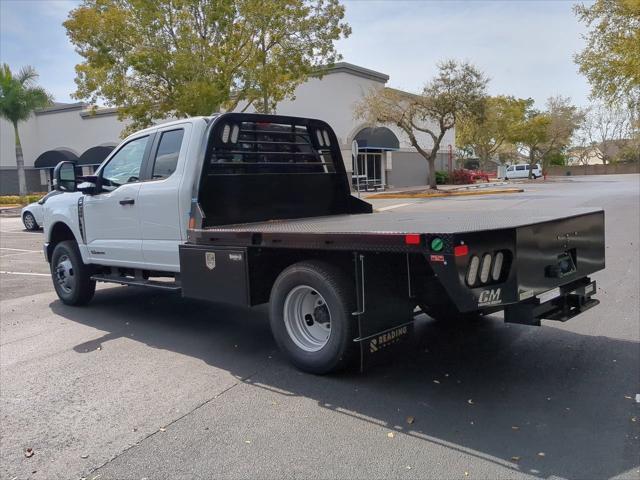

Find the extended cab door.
xmin=83 ymin=134 xmax=154 ymax=266
xmin=137 ymin=123 xmax=191 ymax=271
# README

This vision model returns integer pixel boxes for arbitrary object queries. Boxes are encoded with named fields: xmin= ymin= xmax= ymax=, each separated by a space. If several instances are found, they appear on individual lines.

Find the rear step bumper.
xmin=505 ymin=277 xmax=598 ymax=326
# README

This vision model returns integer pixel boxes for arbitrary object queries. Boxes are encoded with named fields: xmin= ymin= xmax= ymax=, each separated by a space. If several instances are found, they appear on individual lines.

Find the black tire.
xmin=50 ymin=240 xmax=96 ymax=306
xmin=269 ymin=260 xmax=357 ymax=374
xmin=23 ymin=212 xmax=38 ymax=230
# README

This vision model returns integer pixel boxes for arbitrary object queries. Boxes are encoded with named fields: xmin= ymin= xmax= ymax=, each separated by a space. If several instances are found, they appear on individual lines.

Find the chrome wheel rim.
xmin=24 ymin=213 xmax=35 ymax=229
xmin=54 ymin=255 xmax=75 ymax=294
xmin=283 ymin=285 xmax=331 ymax=352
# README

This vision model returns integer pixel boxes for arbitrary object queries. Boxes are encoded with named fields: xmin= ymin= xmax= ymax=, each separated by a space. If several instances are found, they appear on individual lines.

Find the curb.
xmin=366 ymin=188 xmax=524 ymax=199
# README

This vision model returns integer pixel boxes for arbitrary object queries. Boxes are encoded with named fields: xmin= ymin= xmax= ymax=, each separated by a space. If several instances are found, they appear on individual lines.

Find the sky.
xmin=0 ymin=0 xmax=593 ymax=109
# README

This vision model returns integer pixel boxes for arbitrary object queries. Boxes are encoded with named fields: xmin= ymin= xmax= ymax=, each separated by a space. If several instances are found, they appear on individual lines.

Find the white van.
xmin=505 ymin=163 xmax=542 ymax=179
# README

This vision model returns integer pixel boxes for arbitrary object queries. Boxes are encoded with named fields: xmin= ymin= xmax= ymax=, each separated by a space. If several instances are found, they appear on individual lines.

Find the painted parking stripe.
xmin=0 ymin=252 xmax=42 ymax=258
xmin=377 ymin=202 xmax=413 ymax=212
xmin=0 ymin=247 xmax=40 ymax=252
xmin=0 ymin=271 xmax=50 ymax=277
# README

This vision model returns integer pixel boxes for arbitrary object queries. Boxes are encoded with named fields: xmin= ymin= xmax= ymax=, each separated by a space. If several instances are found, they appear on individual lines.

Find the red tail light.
xmin=454 ymin=244 xmax=469 ymax=256
xmin=405 ymin=234 xmax=421 ymax=245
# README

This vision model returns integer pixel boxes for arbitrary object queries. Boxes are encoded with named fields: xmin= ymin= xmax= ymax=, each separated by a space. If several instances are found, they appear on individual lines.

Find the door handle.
xmin=119 ymin=198 xmax=135 ymax=206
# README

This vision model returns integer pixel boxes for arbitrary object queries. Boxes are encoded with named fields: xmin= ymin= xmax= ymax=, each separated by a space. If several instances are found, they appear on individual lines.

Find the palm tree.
xmin=0 ymin=64 xmax=53 ymax=195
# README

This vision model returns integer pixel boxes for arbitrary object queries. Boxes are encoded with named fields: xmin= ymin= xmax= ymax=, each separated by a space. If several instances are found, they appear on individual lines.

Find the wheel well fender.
xmin=247 ymin=249 xmax=353 ymax=306
xmin=47 ymin=222 xmax=78 ymax=261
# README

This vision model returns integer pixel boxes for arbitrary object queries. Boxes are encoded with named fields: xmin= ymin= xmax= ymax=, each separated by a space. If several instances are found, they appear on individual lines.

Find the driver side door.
xmin=83 ymin=134 xmax=154 ymax=267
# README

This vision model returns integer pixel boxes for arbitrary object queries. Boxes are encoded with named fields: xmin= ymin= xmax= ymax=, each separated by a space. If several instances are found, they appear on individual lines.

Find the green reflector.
xmin=431 ymin=238 xmax=444 ymax=252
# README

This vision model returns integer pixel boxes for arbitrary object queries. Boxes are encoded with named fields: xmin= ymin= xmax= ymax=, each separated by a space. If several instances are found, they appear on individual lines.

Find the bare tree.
xmin=355 ymin=60 xmax=488 ymax=189
xmin=583 ymin=103 xmax=632 ymax=164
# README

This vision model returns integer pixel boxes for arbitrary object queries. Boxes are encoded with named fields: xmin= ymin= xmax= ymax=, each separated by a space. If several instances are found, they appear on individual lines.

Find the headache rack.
xmin=193 ymin=113 xmax=371 ymax=228
xmin=207 ymin=120 xmax=336 ymax=175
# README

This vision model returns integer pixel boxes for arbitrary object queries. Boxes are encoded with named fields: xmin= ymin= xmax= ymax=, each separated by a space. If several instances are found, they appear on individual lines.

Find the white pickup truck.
xmin=43 ymin=113 xmax=604 ymax=373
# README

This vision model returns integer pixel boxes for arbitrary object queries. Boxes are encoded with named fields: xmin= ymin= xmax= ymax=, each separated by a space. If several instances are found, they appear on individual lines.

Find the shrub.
xmin=435 ymin=171 xmax=450 ymax=185
xmin=0 ymin=194 xmax=44 ymax=205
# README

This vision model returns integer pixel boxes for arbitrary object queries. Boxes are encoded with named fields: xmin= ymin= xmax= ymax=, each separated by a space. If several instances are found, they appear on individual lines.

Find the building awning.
xmin=78 ymin=145 xmax=115 ymax=166
xmin=34 ymin=149 xmax=79 ymax=169
xmin=354 ymin=127 xmax=399 ymax=150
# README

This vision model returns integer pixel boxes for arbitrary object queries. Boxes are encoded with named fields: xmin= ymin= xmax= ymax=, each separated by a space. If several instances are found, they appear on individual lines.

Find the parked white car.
xmin=21 ymin=191 xmax=62 ymax=230
xmin=505 ymin=163 xmax=542 ymax=179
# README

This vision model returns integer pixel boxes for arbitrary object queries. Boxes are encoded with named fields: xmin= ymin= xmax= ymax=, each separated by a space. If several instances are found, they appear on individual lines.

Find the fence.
xmin=547 ymin=163 xmax=640 ymax=176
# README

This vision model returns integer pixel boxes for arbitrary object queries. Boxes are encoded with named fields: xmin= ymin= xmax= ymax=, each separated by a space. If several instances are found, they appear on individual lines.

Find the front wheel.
xmin=269 ymin=261 xmax=357 ymax=374
xmin=50 ymin=240 xmax=96 ymax=306
xmin=23 ymin=212 xmax=38 ymax=230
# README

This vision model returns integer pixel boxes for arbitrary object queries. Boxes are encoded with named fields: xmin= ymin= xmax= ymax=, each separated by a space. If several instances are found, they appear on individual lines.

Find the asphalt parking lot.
xmin=1 ymin=175 xmax=639 ymax=480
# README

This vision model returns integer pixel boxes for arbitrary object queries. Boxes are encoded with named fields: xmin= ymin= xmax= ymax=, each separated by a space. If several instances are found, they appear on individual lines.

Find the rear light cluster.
xmin=466 ymin=250 xmax=509 ymax=287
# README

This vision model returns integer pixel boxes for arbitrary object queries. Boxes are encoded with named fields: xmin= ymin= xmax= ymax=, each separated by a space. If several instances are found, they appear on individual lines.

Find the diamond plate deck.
xmin=195 ymin=208 xmax=602 ymax=235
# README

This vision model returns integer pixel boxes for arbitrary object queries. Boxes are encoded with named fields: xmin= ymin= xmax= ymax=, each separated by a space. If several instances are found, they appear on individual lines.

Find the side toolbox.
xmin=179 ymin=245 xmax=250 ymax=305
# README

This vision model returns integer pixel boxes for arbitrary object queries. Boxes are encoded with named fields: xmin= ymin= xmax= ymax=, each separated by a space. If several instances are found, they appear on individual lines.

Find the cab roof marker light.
xmin=467 ymin=256 xmax=480 ymax=286
xmin=454 ymin=244 xmax=469 ymax=256
xmin=405 ymin=234 xmax=421 ymax=245
xmin=480 ymin=253 xmax=492 ymax=283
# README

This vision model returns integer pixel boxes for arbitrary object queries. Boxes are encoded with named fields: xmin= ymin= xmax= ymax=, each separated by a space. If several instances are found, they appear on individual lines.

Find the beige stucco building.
xmin=0 ymin=63 xmax=454 ymax=194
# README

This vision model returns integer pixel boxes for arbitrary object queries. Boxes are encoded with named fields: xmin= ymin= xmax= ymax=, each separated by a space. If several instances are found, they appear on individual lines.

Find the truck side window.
xmin=152 ymin=129 xmax=184 ymax=180
xmin=102 ymin=136 xmax=149 ymax=189
xmin=516 ymin=165 xmax=526 ymax=171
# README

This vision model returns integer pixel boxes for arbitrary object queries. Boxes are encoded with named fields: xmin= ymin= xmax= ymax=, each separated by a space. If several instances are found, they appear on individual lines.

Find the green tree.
xmin=64 ymin=0 xmax=350 ymax=133
xmin=543 ymin=150 xmax=568 ymax=166
xmin=355 ymin=60 xmax=488 ymax=189
xmin=236 ymin=0 xmax=350 ymax=114
xmin=515 ymin=96 xmax=584 ymax=177
xmin=456 ymin=95 xmax=528 ymax=169
xmin=0 ymin=65 xmax=53 ymax=195
xmin=574 ymin=0 xmax=640 ymax=109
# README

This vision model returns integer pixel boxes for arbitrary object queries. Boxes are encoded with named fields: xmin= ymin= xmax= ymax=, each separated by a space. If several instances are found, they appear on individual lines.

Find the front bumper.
xmin=504 ymin=277 xmax=598 ymax=326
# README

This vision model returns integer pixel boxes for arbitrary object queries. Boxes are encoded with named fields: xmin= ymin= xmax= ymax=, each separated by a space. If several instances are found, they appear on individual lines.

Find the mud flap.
xmin=352 ymin=253 xmax=416 ymax=371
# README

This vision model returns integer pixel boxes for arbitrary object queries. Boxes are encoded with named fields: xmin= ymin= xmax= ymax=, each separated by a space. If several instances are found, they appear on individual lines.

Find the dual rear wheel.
xmin=269 ymin=261 xmax=357 ymax=375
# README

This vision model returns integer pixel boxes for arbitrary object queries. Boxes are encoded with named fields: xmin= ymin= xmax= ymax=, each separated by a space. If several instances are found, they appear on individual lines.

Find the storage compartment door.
xmin=179 ymin=245 xmax=249 ymax=305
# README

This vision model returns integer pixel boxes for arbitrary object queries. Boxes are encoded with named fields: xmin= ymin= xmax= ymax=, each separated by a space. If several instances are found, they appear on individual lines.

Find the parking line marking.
xmin=0 ymin=251 xmax=41 ymax=258
xmin=0 ymin=271 xmax=49 ymax=277
xmin=0 ymin=247 xmax=40 ymax=252
xmin=377 ymin=202 xmax=413 ymax=212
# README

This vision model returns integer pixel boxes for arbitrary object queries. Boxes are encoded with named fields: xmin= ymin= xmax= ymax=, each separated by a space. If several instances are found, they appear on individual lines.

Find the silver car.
xmin=21 ymin=191 xmax=62 ymax=230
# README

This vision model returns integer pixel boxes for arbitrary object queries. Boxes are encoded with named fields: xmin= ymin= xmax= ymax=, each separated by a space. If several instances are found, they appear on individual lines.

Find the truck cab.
xmin=45 ymin=117 xmax=207 ymax=272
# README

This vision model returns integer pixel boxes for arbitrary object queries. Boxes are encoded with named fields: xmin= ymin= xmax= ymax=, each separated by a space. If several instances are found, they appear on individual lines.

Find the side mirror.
xmin=77 ymin=176 xmax=100 ymax=195
xmin=53 ymin=161 xmax=77 ymax=192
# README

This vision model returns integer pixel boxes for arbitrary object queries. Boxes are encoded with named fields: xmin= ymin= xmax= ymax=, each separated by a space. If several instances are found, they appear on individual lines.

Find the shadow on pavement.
xmin=52 ymin=286 xmax=640 ymax=479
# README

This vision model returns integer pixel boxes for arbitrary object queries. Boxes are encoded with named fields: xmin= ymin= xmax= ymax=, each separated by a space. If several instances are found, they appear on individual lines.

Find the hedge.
xmin=0 ymin=194 xmax=44 ymax=206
